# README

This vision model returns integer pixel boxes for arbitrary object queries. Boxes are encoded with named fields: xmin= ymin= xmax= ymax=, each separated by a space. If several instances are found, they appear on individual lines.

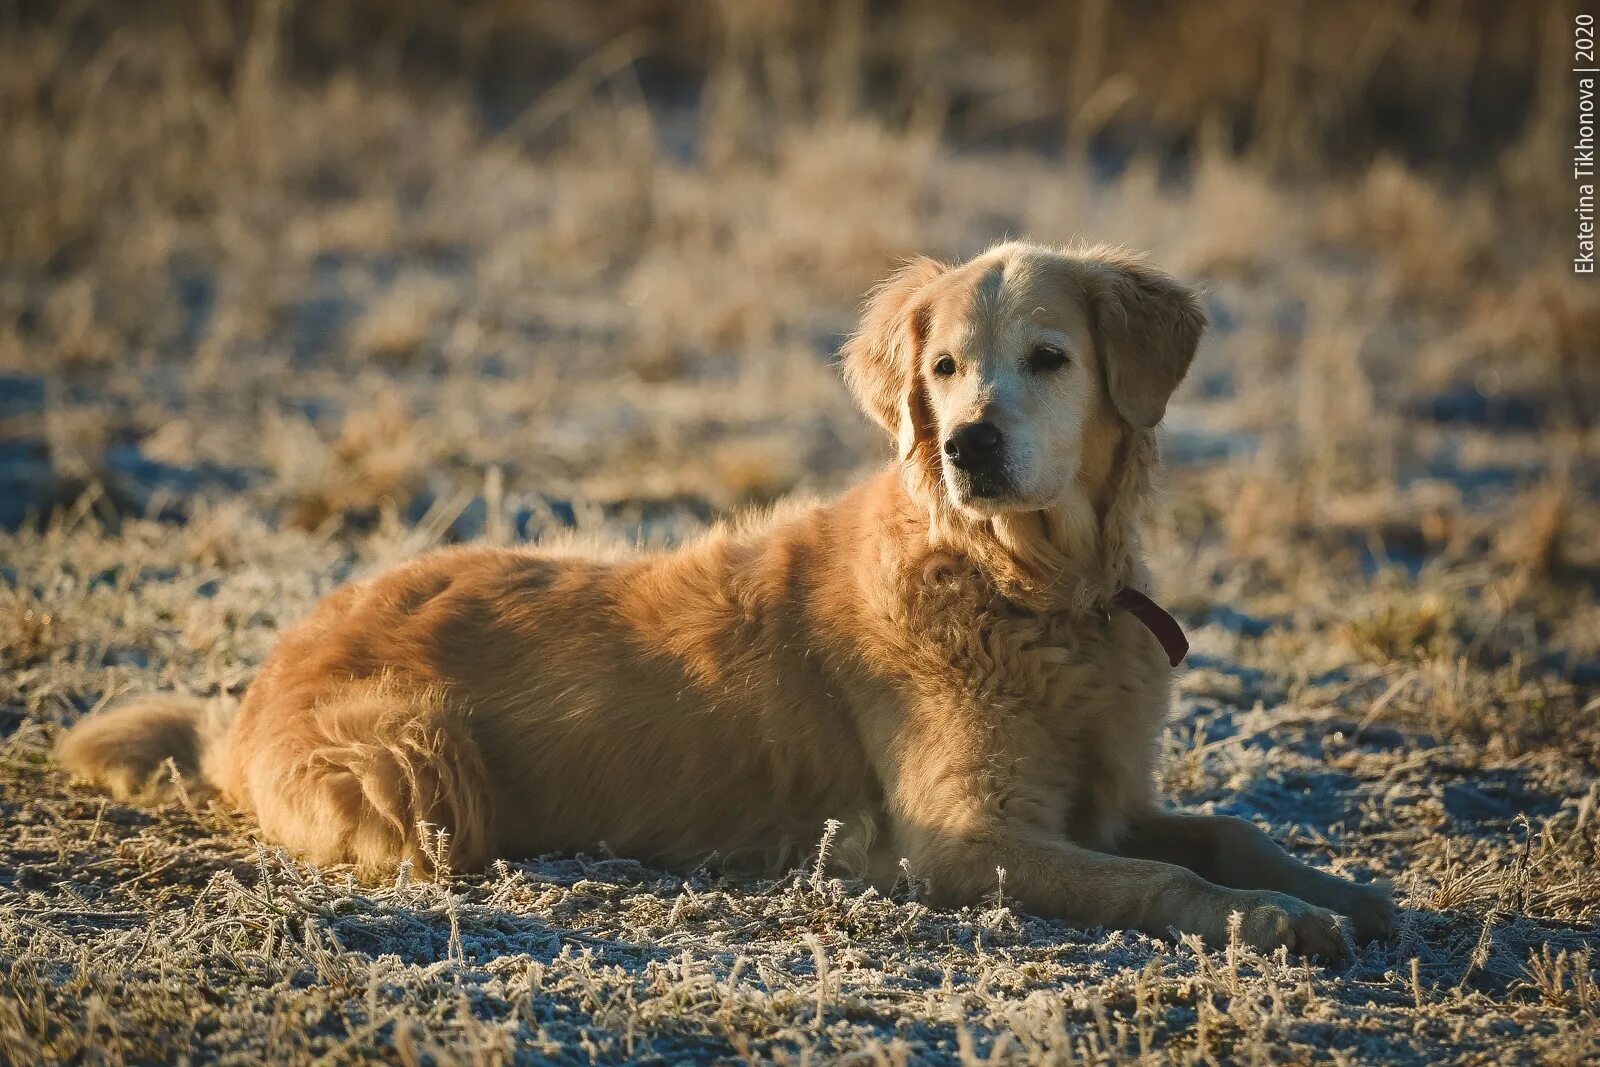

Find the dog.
xmin=59 ymin=240 xmax=1393 ymax=959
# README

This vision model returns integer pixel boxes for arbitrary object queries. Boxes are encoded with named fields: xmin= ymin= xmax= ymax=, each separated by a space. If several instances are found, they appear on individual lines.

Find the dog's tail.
xmin=56 ymin=695 xmax=234 ymax=805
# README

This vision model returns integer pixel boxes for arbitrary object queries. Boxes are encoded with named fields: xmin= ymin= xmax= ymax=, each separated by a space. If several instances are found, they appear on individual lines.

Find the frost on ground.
xmin=2 ymin=3 xmax=1599 ymax=1063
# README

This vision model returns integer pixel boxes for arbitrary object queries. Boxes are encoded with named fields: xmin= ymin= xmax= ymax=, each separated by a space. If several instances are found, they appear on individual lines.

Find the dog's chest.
xmin=981 ymin=607 xmax=1171 ymax=844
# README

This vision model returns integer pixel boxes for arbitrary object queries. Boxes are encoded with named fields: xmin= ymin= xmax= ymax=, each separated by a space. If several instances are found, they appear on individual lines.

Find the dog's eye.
xmin=932 ymin=355 xmax=957 ymax=377
xmin=1028 ymin=344 xmax=1068 ymax=373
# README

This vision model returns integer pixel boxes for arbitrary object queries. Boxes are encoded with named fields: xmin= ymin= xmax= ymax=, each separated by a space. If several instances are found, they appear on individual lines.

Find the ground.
xmin=1 ymin=3 xmax=1598 ymax=1064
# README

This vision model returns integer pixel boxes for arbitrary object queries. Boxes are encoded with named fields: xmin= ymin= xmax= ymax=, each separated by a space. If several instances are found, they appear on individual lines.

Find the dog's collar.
xmin=1112 ymin=586 xmax=1188 ymax=667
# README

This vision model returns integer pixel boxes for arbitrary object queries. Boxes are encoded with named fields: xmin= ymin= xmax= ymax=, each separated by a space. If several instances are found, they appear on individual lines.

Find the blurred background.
xmin=0 ymin=1 xmax=1595 ymax=738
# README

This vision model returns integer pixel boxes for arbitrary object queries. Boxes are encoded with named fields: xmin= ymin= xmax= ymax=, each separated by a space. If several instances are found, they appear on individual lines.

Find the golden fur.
xmin=58 ymin=241 xmax=1393 ymax=958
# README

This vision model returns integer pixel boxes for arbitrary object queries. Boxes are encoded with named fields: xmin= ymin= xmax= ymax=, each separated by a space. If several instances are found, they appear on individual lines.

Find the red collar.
xmin=1112 ymin=586 xmax=1188 ymax=667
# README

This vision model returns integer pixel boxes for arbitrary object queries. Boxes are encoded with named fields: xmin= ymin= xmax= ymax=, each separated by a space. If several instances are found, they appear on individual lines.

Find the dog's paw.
xmin=1237 ymin=892 xmax=1349 ymax=964
xmin=1340 ymin=880 xmax=1397 ymax=944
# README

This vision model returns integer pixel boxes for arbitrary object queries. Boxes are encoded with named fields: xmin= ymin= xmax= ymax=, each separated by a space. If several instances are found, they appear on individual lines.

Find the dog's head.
xmin=841 ymin=242 xmax=1204 ymax=516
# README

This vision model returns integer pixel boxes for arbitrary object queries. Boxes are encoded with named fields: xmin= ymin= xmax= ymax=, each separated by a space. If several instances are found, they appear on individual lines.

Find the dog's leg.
xmin=1117 ymin=810 xmax=1394 ymax=943
xmin=899 ymin=821 xmax=1348 ymax=960
xmin=238 ymin=677 xmax=494 ymax=878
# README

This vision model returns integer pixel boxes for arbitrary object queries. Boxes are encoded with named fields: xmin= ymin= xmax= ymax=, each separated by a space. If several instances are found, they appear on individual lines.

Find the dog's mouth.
xmin=948 ymin=467 xmax=1016 ymax=506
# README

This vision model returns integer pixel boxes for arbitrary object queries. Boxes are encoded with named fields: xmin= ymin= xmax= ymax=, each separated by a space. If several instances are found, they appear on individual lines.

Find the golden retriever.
xmin=59 ymin=240 xmax=1393 ymax=959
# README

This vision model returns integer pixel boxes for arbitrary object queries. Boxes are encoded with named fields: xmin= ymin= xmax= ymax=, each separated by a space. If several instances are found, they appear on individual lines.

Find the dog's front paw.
xmin=1340 ymin=880 xmax=1397 ymax=944
xmin=1237 ymin=892 xmax=1349 ymax=964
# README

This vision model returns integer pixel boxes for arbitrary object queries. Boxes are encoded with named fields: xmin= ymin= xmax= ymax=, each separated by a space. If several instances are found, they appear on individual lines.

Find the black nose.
xmin=943 ymin=420 xmax=1003 ymax=470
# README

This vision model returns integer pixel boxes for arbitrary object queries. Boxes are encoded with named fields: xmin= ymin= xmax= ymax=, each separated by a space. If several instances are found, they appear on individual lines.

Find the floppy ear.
xmin=840 ymin=256 xmax=947 ymax=459
xmin=1083 ymin=253 xmax=1206 ymax=429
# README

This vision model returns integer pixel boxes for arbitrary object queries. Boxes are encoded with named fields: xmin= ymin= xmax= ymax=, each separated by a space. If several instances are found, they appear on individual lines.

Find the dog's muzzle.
xmin=943 ymin=420 xmax=1009 ymax=497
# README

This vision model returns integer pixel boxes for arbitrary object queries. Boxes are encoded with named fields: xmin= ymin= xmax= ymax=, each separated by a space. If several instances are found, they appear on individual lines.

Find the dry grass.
xmin=1 ymin=1 xmax=1597 ymax=1063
